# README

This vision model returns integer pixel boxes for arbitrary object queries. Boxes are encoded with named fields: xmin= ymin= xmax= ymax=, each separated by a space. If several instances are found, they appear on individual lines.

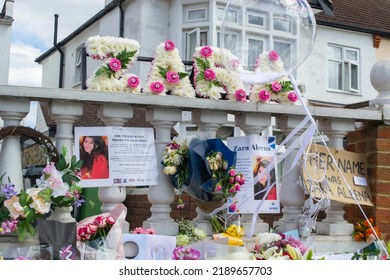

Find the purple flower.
xmin=108 ymin=58 xmax=122 ymax=72
xmin=164 ymin=40 xmax=175 ymax=51
xmin=150 ymin=81 xmax=165 ymax=94
xmin=200 ymin=46 xmax=213 ymax=57
xmin=2 ymin=183 xmax=16 ymax=199
xmin=271 ymin=81 xmax=282 ymax=92
xmin=166 ymin=71 xmax=180 ymax=84
xmin=203 ymin=68 xmax=216 ymax=81
xmin=258 ymin=89 xmax=271 ymax=102
xmin=287 ymin=91 xmax=298 ymax=102
xmin=268 ymin=50 xmax=279 ymax=61
xmin=127 ymin=75 xmax=140 ymax=88
xmin=172 ymin=246 xmax=201 ymax=260
xmin=234 ymin=89 xmax=247 ymax=102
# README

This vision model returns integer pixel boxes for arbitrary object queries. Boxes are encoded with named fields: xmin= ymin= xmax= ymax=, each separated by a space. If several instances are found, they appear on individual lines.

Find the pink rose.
xmin=164 ymin=40 xmax=175 ymax=51
xmin=229 ymin=202 xmax=237 ymax=212
xmin=86 ymin=223 xmax=98 ymax=235
xmin=229 ymin=169 xmax=237 ymax=177
xmin=288 ymin=91 xmax=299 ymax=102
xmin=109 ymin=58 xmax=122 ymax=72
xmin=271 ymin=81 xmax=282 ymax=92
xmin=258 ymin=89 xmax=271 ymax=102
xmin=229 ymin=177 xmax=235 ymax=184
xmin=150 ymin=81 xmax=165 ymax=94
xmin=166 ymin=71 xmax=180 ymax=84
xmin=234 ymin=183 xmax=241 ymax=192
xmin=234 ymin=89 xmax=247 ymax=102
xmin=229 ymin=187 xmax=236 ymax=194
xmin=200 ymin=46 xmax=213 ymax=57
xmin=127 ymin=75 xmax=140 ymax=88
xmin=203 ymin=68 xmax=216 ymax=81
xmin=106 ymin=215 xmax=116 ymax=225
xmin=268 ymin=50 xmax=279 ymax=61
xmin=94 ymin=216 xmax=107 ymax=228
xmin=215 ymin=184 xmax=222 ymax=192
xmin=229 ymin=58 xmax=241 ymax=70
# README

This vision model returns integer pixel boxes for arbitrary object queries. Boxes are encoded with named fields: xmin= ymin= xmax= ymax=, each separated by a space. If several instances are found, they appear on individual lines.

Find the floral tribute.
xmin=77 ymin=214 xmax=116 ymax=242
xmin=251 ymin=232 xmax=316 ymax=260
xmin=172 ymin=246 xmax=201 ymax=260
xmin=130 ymin=227 xmax=156 ymax=235
xmin=249 ymin=50 xmax=299 ymax=104
xmin=144 ymin=40 xmax=195 ymax=97
xmin=176 ymin=218 xmax=206 ymax=246
xmin=0 ymin=147 xmax=85 ymax=241
xmin=86 ymin=35 xmax=141 ymax=94
xmin=161 ymin=139 xmax=190 ymax=209
xmin=193 ymin=46 xmax=247 ymax=101
xmin=352 ymin=217 xmax=381 ymax=242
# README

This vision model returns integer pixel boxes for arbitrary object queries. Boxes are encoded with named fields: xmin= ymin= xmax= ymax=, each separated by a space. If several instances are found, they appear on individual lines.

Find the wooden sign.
xmin=302 ymin=144 xmax=373 ymax=206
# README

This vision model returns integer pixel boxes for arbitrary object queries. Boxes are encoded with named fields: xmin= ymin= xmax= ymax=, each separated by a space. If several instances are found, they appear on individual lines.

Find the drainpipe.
xmin=54 ymin=14 xmax=64 ymax=88
xmin=119 ymin=0 xmax=125 ymax=37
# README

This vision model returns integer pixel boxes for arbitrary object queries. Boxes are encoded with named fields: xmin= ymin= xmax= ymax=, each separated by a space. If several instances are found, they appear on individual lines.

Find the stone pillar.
xmin=0 ymin=98 xmax=30 ymax=192
xmin=49 ymin=101 xmax=83 ymax=222
xmin=49 ymin=101 xmax=83 ymax=162
xmin=273 ymin=115 xmax=307 ymax=232
xmin=143 ymin=107 xmax=181 ymax=235
xmin=235 ymin=112 xmax=272 ymax=234
xmin=316 ymin=118 xmax=355 ymax=235
xmin=191 ymin=109 xmax=228 ymax=235
xmin=97 ymin=103 xmax=133 ymax=232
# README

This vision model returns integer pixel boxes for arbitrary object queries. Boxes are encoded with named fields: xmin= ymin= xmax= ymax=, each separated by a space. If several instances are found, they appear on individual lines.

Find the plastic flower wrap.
xmin=161 ymin=140 xmax=191 ymax=208
xmin=77 ymin=203 xmax=127 ymax=260
xmin=172 ymin=246 xmax=201 ymax=260
xmin=251 ymin=232 xmax=311 ymax=260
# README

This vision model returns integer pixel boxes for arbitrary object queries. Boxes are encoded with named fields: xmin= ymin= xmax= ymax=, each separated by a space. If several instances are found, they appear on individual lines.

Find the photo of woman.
xmin=253 ymin=157 xmax=277 ymax=200
xmin=79 ymin=136 xmax=109 ymax=180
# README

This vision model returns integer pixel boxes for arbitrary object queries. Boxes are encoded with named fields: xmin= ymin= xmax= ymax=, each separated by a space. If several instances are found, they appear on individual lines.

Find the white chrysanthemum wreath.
xmin=144 ymin=40 xmax=195 ymax=98
xmin=193 ymin=46 xmax=247 ymax=101
xmin=85 ymin=35 xmax=142 ymax=94
xmin=249 ymin=50 xmax=299 ymax=104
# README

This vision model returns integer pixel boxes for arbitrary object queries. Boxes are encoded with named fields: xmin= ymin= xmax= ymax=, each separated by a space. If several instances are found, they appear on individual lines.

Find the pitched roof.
xmin=316 ymin=0 xmax=390 ymax=36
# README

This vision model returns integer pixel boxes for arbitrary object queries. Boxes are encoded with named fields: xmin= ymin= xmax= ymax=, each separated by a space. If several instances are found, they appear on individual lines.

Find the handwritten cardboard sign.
xmin=302 ymin=144 xmax=373 ymax=206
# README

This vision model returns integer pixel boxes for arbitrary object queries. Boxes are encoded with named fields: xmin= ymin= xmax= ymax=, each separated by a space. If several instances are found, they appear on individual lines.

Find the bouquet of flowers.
xmin=352 ymin=217 xmax=381 ymax=243
xmin=161 ymin=140 xmax=190 ymax=208
xmin=77 ymin=203 xmax=127 ymax=260
xmin=251 ymin=232 xmax=315 ymax=260
xmin=176 ymin=218 xmax=206 ymax=246
xmin=0 ymin=147 xmax=85 ymax=241
xmin=172 ymin=246 xmax=201 ymax=260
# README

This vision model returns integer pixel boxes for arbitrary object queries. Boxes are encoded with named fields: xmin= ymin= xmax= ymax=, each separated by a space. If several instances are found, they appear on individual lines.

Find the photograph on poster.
xmin=75 ymin=127 xmax=158 ymax=188
xmin=79 ymin=135 xmax=109 ymax=180
xmin=227 ymin=135 xmax=280 ymax=214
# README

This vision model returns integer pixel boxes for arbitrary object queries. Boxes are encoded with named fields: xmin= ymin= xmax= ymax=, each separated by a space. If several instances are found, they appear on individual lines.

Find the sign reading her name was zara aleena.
xmin=303 ymin=144 xmax=373 ymax=206
xmin=74 ymin=127 xmax=158 ymax=188
xmin=227 ymin=135 xmax=280 ymax=214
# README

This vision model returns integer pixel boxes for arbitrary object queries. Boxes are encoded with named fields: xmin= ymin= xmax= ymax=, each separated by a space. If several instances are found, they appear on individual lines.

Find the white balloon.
xmin=220 ymin=0 xmax=317 ymax=84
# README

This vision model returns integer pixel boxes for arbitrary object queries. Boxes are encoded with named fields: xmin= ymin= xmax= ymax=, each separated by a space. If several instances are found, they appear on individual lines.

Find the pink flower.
xmin=288 ymin=91 xmax=298 ymax=103
xmin=271 ymin=81 xmax=282 ymax=92
xmin=229 ymin=58 xmax=241 ymax=70
xmin=229 ymin=187 xmax=236 ymax=193
xmin=268 ymin=50 xmax=279 ymax=61
xmin=229 ymin=169 xmax=236 ymax=177
xmin=94 ymin=216 xmax=107 ymax=228
xmin=86 ymin=224 xmax=98 ymax=235
xmin=229 ymin=202 xmax=237 ymax=212
xmin=106 ymin=215 xmax=116 ymax=225
xmin=150 ymin=81 xmax=165 ymax=94
xmin=200 ymin=46 xmax=213 ymax=57
xmin=215 ymin=184 xmax=222 ymax=192
xmin=109 ymin=58 xmax=122 ymax=72
xmin=164 ymin=40 xmax=175 ymax=51
xmin=166 ymin=71 xmax=180 ymax=84
xmin=127 ymin=75 xmax=140 ymax=88
xmin=203 ymin=68 xmax=216 ymax=81
xmin=234 ymin=89 xmax=247 ymax=102
xmin=177 ymin=203 xmax=185 ymax=209
xmin=258 ymin=89 xmax=271 ymax=102
xmin=234 ymin=183 xmax=241 ymax=191
xmin=229 ymin=177 xmax=235 ymax=184
xmin=145 ymin=228 xmax=156 ymax=234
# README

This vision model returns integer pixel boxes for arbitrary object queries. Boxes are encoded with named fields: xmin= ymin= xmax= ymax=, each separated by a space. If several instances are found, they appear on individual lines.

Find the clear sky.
xmin=8 ymin=0 xmax=105 ymax=87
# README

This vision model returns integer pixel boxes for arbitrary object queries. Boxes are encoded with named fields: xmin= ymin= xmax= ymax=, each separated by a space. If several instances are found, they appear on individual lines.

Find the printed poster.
xmin=74 ymin=127 xmax=158 ymax=188
xmin=302 ymin=144 xmax=373 ymax=206
xmin=227 ymin=135 xmax=280 ymax=214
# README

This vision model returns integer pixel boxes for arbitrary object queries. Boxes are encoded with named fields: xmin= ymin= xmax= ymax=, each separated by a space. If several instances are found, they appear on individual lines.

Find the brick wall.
xmin=346 ymin=124 xmax=390 ymax=241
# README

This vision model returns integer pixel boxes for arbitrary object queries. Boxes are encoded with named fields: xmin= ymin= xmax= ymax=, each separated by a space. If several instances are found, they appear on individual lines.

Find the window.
xmin=217 ymin=31 xmax=238 ymax=56
xmin=328 ymin=45 xmax=359 ymax=93
xmin=248 ymin=14 xmax=264 ymax=27
xmin=217 ymin=7 xmax=239 ymax=24
xmin=273 ymin=17 xmax=292 ymax=33
xmin=74 ymin=44 xmax=84 ymax=85
xmin=185 ymin=28 xmax=208 ymax=61
xmin=184 ymin=5 xmax=207 ymax=22
xmin=248 ymin=38 xmax=264 ymax=69
xmin=188 ymin=9 xmax=206 ymax=21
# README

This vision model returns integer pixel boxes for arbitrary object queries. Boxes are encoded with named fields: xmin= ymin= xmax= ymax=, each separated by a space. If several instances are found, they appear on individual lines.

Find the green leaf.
xmin=178 ymin=72 xmax=189 ymax=79
xmin=116 ymin=49 xmax=137 ymax=69
xmin=196 ymin=72 xmax=205 ymax=83
xmin=195 ymin=57 xmax=210 ymax=71
xmin=95 ymin=65 xmax=114 ymax=79
xmin=213 ymin=80 xmax=223 ymax=88
xmin=158 ymin=66 xmax=168 ymax=78
xmin=38 ymin=188 xmax=53 ymax=203
xmin=55 ymin=154 xmax=68 ymax=171
xmin=18 ymin=192 xmax=31 ymax=207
